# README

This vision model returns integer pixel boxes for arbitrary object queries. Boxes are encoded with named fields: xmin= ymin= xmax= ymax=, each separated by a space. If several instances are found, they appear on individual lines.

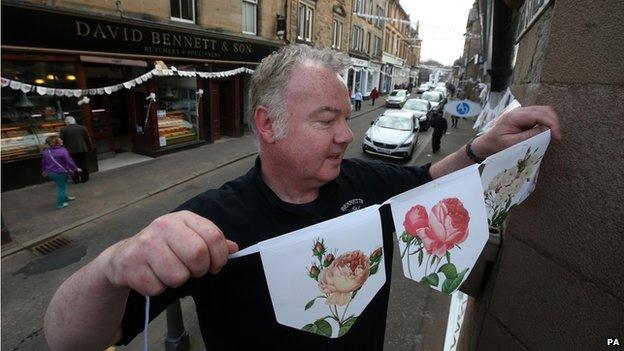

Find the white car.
xmin=433 ymin=86 xmax=447 ymax=99
xmin=402 ymin=98 xmax=433 ymax=131
xmin=417 ymin=83 xmax=432 ymax=93
xmin=362 ymin=110 xmax=419 ymax=160
xmin=421 ymin=91 xmax=444 ymax=110
xmin=385 ymin=89 xmax=409 ymax=108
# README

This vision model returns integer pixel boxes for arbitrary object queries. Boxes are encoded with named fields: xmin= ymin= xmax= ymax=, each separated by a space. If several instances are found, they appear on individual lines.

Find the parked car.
xmin=362 ymin=110 xmax=419 ymax=160
xmin=417 ymin=83 xmax=432 ymax=93
xmin=402 ymin=98 xmax=433 ymax=131
xmin=385 ymin=89 xmax=409 ymax=108
xmin=421 ymin=91 xmax=445 ymax=110
xmin=433 ymin=86 xmax=447 ymax=99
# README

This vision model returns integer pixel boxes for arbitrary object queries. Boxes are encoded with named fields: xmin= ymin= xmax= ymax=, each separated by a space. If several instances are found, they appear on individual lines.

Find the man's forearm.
xmin=429 ymin=144 xmax=475 ymax=179
xmin=429 ymin=135 xmax=490 ymax=179
xmin=44 ymin=246 xmax=129 ymax=351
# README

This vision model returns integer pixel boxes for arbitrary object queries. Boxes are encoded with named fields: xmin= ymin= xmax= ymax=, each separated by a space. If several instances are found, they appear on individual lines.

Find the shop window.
xmin=153 ymin=76 xmax=199 ymax=148
xmin=332 ymin=19 xmax=343 ymax=49
xmin=242 ymin=0 xmax=258 ymax=35
xmin=1 ymin=61 xmax=81 ymax=162
xmin=297 ymin=1 xmax=315 ymax=42
xmin=171 ymin=0 xmax=195 ymax=23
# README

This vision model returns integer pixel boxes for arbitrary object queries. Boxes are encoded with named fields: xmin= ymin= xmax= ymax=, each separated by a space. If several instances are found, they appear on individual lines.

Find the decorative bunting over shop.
xmin=0 ymin=67 xmax=254 ymax=98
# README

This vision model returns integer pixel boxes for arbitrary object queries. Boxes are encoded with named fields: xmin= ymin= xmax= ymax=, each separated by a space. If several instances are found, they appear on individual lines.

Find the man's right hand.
xmin=101 ymin=210 xmax=239 ymax=296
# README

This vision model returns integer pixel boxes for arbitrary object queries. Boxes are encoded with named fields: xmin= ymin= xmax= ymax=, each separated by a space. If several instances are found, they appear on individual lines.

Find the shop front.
xmin=1 ymin=3 xmax=279 ymax=191
xmin=368 ymin=62 xmax=382 ymax=95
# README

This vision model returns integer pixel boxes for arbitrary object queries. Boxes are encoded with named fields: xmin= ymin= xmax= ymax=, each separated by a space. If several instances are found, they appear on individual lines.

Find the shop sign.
xmin=1 ymin=4 xmax=280 ymax=62
xmin=381 ymin=53 xmax=404 ymax=67
xmin=350 ymin=58 xmax=369 ymax=67
xmin=369 ymin=62 xmax=381 ymax=71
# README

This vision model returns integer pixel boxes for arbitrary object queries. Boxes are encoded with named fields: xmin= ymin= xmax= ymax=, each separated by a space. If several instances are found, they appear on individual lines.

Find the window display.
xmin=153 ymin=75 xmax=199 ymax=147
xmin=1 ymin=121 xmax=66 ymax=161
xmin=1 ymin=61 xmax=81 ymax=161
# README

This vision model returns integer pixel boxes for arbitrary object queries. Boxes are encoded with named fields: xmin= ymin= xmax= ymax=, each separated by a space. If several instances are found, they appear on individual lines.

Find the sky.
xmin=399 ymin=0 xmax=475 ymax=66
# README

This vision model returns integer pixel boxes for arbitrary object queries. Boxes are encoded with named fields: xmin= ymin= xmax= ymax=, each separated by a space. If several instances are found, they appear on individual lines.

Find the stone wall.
xmin=472 ymin=1 xmax=624 ymax=349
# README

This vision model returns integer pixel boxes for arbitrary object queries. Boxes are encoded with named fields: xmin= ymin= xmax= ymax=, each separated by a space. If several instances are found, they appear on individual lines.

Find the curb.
xmin=2 ymin=107 xmax=383 ymax=259
xmin=1 ymin=151 xmax=259 ymax=259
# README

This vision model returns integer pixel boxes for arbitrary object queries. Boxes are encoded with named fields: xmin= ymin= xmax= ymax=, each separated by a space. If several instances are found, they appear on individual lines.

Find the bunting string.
xmin=0 ymin=67 xmax=254 ymax=98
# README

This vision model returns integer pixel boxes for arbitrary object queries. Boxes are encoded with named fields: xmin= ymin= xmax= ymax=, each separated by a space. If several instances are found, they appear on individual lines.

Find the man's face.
xmin=272 ymin=63 xmax=353 ymax=187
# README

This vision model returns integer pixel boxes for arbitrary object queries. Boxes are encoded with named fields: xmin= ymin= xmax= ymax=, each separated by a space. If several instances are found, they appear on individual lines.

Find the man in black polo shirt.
xmin=44 ymin=45 xmax=561 ymax=350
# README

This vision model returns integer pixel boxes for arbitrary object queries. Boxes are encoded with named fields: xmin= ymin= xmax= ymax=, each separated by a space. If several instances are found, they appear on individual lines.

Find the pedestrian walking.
xmin=431 ymin=110 xmax=448 ymax=153
xmin=354 ymin=89 xmax=363 ymax=111
xmin=60 ymin=116 xmax=92 ymax=183
xmin=451 ymin=113 xmax=459 ymax=128
xmin=370 ymin=87 xmax=380 ymax=106
xmin=446 ymin=82 xmax=456 ymax=98
xmin=41 ymin=135 xmax=81 ymax=209
xmin=44 ymin=44 xmax=561 ymax=351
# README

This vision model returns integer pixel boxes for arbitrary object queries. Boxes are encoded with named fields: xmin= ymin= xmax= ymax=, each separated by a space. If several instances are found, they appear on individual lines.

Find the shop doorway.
xmin=88 ymin=90 xmax=132 ymax=157
xmin=209 ymin=77 xmax=241 ymax=141
xmin=84 ymin=65 xmax=135 ymax=159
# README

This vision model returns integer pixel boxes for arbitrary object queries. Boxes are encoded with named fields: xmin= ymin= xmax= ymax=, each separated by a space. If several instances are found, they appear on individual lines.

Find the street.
xmin=1 ymin=104 xmax=475 ymax=351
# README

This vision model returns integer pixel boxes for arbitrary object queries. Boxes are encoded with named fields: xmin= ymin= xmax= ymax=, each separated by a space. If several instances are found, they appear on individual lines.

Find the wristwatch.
xmin=465 ymin=137 xmax=486 ymax=164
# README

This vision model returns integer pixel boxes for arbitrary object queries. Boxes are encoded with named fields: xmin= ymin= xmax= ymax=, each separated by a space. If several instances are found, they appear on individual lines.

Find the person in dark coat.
xmin=370 ymin=87 xmax=380 ymax=106
xmin=60 ymin=116 xmax=93 ymax=183
xmin=430 ymin=110 xmax=448 ymax=153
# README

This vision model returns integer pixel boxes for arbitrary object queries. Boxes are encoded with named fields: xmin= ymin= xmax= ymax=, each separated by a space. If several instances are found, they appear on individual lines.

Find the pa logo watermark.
xmin=606 ymin=338 xmax=620 ymax=346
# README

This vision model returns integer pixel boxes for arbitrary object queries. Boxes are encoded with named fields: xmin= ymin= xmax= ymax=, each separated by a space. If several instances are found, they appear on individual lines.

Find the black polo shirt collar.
xmin=252 ymin=157 xmax=338 ymax=218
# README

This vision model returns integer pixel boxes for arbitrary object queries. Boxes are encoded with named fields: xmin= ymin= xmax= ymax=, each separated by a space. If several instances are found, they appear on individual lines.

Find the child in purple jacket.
xmin=41 ymin=135 xmax=82 ymax=209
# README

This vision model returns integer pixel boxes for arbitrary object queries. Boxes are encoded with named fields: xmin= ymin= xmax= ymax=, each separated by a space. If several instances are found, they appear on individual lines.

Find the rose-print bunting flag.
xmin=481 ymin=129 xmax=551 ymax=228
xmin=260 ymin=205 xmax=386 ymax=338
xmin=385 ymin=164 xmax=489 ymax=294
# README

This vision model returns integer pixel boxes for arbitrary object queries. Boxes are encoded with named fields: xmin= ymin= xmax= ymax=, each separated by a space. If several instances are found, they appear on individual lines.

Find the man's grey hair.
xmin=64 ymin=116 xmax=76 ymax=125
xmin=249 ymin=44 xmax=350 ymax=140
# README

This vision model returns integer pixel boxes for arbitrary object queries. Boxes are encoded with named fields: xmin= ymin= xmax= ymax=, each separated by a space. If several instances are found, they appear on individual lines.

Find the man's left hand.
xmin=472 ymin=105 xmax=562 ymax=157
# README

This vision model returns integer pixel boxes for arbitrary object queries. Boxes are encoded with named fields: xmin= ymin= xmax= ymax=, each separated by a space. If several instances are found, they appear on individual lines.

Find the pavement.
xmin=0 ymin=101 xmax=385 ymax=257
xmin=1 ymin=98 xmax=478 ymax=351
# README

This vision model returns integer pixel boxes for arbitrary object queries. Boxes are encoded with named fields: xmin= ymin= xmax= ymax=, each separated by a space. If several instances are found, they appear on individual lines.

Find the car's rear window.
xmin=376 ymin=116 xmax=412 ymax=131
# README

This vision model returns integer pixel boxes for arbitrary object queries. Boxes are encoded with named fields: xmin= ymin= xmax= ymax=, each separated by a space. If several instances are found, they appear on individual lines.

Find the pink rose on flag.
xmin=403 ymin=205 xmax=429 ymax=236
xmin=419 ymin=198 xmax=470 ymax=257
xmin=318 ymin=250 xmax=369 ymax=306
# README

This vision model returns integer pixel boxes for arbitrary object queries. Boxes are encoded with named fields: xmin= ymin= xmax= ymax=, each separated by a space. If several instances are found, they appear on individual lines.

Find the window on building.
xmin=374 ymin=35 xmax=382 ymax=56
xmin=353 ymin=0 xmax=363 ymax=13
xmin=170 ymin=0 xmax=195 ymax=23
xmin=376 ymin=5 xmax=384 ymax=27
xmin=366 ymin=32 xmax=372 ymax=54
xmin=352 ymin=25 xmax=363 ymax=51
xmin=385 ymin=32 xmax=390 ymax=52
xmin=297 ymin=2 xmax=315 ymax=42
xmin=332 ymin=19 xmax=343 ymax=49
xmin=368 ymin=0 xmax=374 ymax=23
xmin=242 ymin=0 xmax=257 ymax=34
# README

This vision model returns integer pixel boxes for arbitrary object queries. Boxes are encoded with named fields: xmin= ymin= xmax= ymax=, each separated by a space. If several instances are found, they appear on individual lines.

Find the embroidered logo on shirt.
xmin=340 ymin=198 xmax=364 ymax=213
